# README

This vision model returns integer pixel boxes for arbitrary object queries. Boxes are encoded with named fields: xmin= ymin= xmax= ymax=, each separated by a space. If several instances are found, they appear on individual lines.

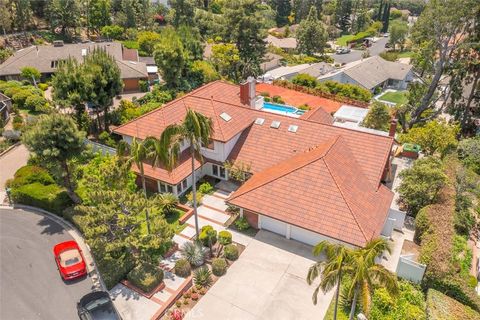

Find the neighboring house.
xmin=263 ymin=62 xmax=335 ymax=81
xmin=266 ymin=35 xmax=297 ymax=52
xmin=318 ymin=56 xmax=414 ymax=92
xmin=0 ymin=93 xmax=12 ymax=124
xmin=260 ymin=53 xmax=283 ymax=72
xmin=139 ymin=56 xmax=159 ymax=84
xmin=0 ymin=42 xmax=149 ymax=92
xmin=332 ymin=105 xmax=390 ymax=136
xmin=113 ymin=80 xmax=398 ymax=248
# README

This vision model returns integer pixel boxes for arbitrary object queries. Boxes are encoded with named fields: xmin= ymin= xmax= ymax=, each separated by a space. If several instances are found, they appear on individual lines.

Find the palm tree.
xmin=117 ymin=137 xmax=151 ymax=234
xmin=153 ymin=109 xmax=214 ymax=238
xmin=344 ymin=238 xmax=398 ymax=319
xmin=307 ymin=241 xmax=353 ymax=320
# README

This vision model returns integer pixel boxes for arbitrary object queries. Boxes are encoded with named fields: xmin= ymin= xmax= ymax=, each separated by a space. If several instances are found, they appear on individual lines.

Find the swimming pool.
xmin=261 ymin=102 xmax=305 ymax=117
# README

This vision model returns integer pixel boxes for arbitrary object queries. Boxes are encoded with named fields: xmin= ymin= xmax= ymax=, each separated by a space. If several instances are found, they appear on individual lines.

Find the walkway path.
xmin=0 ymin=144 xmax=29 ymax=203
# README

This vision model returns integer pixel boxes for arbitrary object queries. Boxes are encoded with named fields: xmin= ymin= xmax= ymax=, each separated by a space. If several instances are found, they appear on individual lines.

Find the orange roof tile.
xmin=300 ymin=106 xmax=334 ymax=124
xmin=228 ymin=136 xmax=393 ymax=247
xmin=256 ymin=83 xmax=343 ymax=113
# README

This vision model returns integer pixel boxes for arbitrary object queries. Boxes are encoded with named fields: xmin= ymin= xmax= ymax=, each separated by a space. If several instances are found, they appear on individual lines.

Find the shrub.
xmin=298 ymin=103 xmax=310 ymax=110
xmin=12 ymin=115 xmax=24 ymax=130
xmin=198 ymin=182 xmax=213 ymax=194
xmin=426 ymin=288 xmax=480 ymax=318
xmin=101 ymin=25 xmax=125 ymax=40
xmin=180 ymin=241 xmax=205 ymax=267
xmin=224 ymin=244 xmax=239 ymax=261
xmin=11 ymin=182 xmax=72 ymax=215
xmin=24 ymin=95 xmax=48 ymax=112
xmin=272 ymin=95 xmax=285 ymax=104
xmin=174 ymin=258 xmax=191 ymax=277
xmin=414 ymin=207 xmax=429 ymax=244
xmin=259 ymin=91 xmax=270 ymax=97
xmin=191 ymin=292 xmax=199 ymax=300
xmin=139 ymin=80 xmax=149 ymax=92
xmin=12 ymin=89 xmax=33 ymax=109
xmin=379 ymin=51 xmax=399 ymax=62
xmin=8 ymin=165 xmax=55 ymax=188
xmin=38 ymin=83 xmax=49 ymax=91
xmin=211 ymin=258 xmax=227 ymax=276
xmin=292 ymin=73 xmax=318 ymax=88
xmin=199 ymin=225 xmax=217 ymax=247
xmin=187 ymin=191 xmax=203 ymax=205
xmin=127 ymin=262 xmax=164 ymax=293
xmin=362 ymin=101 xmax=391 ymax=131
xmin=234 ymin=216 xmax=250 ymax=231
xmin=457 ymin=137 xmax=480 ymax=174
xmin=218 ymin=230 xmax=232 ymax=246
xmin=98 ymin=131 xmax=117 ymax=147
xmin=93 ymin=249 xmax=134 ymax=290
xmin=193 ymin=266 xmax=212 ymax=289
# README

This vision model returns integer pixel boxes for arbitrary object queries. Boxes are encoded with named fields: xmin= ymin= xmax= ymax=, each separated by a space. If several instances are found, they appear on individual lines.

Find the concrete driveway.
xmin=189 ymin=231 xmax=334 ymax=320
xmin=0 ymin=208 xmax=95 ymax=320
xmin=332 ymin=37 xmax=389 ymax=64
xmin=0 ymin=144 xmax=29 ymax=189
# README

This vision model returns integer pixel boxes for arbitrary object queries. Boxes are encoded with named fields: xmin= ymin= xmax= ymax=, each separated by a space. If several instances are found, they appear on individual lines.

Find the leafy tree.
xmin=168 ymin=0 xmax=196 ymax=27
xmin=177 ymin=25 xmax=204 ymax=61
xmin=223 ymin=0 xmax=267 ymax=77
xmin=292 ymin=73 xmax=317 ymax=88
xmin=88 ymin=0 xmax=111 ymax=33
xmin=293 ymin=0 xmax=323 ymax=22
xmin=155 ymin=109 xmax=214 ymax=238
xmin=20 ymin=67 xmax=41 ymax=86
xmin=100 ymin=25 xmax=124 ymax=40
xmin=399 ymin=120 xmax=460 ymax=157
xmin=47 ymin=0 xmax=80 ymax=36
xmin=153 ymin=27 xmax=189 ymax=89
xmin=210 ymin=43 xmax=241 ymax=82
xmin=22 ymin=113 xmax=85 ymax=203
xmin=138 ymin=31 xmax=161 ymax=56
xmin=457 ymin=137 xmax=480 ymax=175
xmin=409 ymin=0 xmax=478 ymax=129
xmin=194 ymin=8 xmax=225 ymax=37
xmin=13 ymin=0 xmax=32 ymax=33
xmin=83 ymin=49 xmax=123 ymax=132
xmin=270 ymin=0 xmax=291 ymax=27
xmin=381 ymin=1 xmax=390 ymax=33
xmin=389 ymin=20 xmax=408 ymax=51
xmin=397 ymin=156 xmax=447 ymax=215
xmin=307 ymin=241 xmax=353 ymax=320
xmin=344 ymin=238 xmax=398 ymax=319
xmin=362 ymin=101 xmax=391 ymax=131
xmin=296 ymin=7 xmax=327 ymax=55
xmin=334 ymin=0 xmax=352 ymax=33
xmin=76 ymin=153 xmax=137 ymax=204
xmin=190 ymin=60 xmax=220 ymax=87
xmin=0 ymin=0 xmax=13 ymax=35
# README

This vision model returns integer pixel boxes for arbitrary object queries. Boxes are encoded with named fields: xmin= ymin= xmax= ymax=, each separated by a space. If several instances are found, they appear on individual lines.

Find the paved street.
xmin=332 ymin=37 xmax=388 ymax=64
xmin=0 ymin=208 xmax=94 ymax=320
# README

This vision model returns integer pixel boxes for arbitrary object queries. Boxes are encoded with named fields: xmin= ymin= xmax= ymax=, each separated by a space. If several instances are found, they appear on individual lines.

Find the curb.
xmin=1 ymin=204 xmax=107 ymax=292
xmin=0 ymin=142 xmax=21 ymax=158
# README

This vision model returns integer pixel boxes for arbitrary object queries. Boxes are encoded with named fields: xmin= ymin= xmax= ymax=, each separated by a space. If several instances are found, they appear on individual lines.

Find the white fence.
xmin=84 ymin=139 xmax=116 ymax=155
xmin=396 ymin=254 xmax=426 ymax=283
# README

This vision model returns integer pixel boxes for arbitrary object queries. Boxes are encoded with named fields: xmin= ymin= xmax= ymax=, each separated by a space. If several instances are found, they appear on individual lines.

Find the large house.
xmin=0 ymin=42 xmax=149 ymax=92
xmin=318 ymin=56 xmax=414 ymax=92
xmin=113 ymin=80 xmax=399 ymax=248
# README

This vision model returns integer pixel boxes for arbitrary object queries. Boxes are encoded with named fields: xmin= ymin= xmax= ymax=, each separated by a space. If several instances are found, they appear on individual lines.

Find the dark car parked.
xmin=77 ymin=291 xmax=122 ymax=320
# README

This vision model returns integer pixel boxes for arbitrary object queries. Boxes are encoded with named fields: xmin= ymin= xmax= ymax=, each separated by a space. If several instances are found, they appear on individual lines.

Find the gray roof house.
xmin=262 ymin=62 xmax=335 ymax=81
xmin=318 ymin=56 xmax=414 ymax=92
xmin=265 ymin=35 xmax=297 ymax=51
xmin=0 ymin=93 xmax=12 ymax=123
xmin=0 ymin=42 xmax=149 ymax=92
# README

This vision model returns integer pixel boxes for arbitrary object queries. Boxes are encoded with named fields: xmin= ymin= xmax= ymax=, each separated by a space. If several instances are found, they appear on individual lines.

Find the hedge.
xmin=8 ymin=165 xmax=55 ymax=188
xmin=11 ymin=182 xmax=72 ymax=215
xmin=127 ymin=262 xmax=164 ymax=293
xmin=426 ymin=289 xmax=480 ymax=319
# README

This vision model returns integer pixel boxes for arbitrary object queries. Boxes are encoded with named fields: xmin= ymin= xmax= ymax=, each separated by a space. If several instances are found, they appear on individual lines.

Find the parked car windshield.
xmin=59 ymin=249 xmax=82 ymax=267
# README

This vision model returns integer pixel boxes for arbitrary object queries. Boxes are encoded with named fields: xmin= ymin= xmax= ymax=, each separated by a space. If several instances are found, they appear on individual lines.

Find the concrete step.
xmin=202 ymin=194 xmax=229 ymax=211
xmin=197 ymin=206 xmax=230 ymax=225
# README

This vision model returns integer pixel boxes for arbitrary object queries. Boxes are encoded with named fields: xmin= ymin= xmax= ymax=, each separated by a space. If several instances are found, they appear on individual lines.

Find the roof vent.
xmin=288 ymin=125 xmax=298 ymax=133
xmin=255 ymin=117 xmax=265 ymax=125
xmin=270 ymin=120 xmax=281 ymax=129
xmin=81 ymin=48 xmax=87 ymax=56
xmin=53 ymin=40 xmax=64 ymax=47
xmin=220 ymin=112 xmax=232 ymax=122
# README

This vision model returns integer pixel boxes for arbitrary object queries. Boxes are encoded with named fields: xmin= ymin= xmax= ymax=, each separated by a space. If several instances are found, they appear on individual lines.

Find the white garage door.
xmin=290 ymin=225 xmax=325 ymax=246
xmin=261 ymin=216 xmax=287 ymax=237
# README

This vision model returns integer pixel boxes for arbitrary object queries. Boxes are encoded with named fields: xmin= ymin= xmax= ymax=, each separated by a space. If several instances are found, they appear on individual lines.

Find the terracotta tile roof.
xmin=114 ymin=81 xmax=253 ymax=142
xmin=256 ymin=83 xmax=343 ymax=113
xmin=228 ymin=136 xmax=393 ymax=247
xmin=300 ymin=106 xmax=333 ymax=124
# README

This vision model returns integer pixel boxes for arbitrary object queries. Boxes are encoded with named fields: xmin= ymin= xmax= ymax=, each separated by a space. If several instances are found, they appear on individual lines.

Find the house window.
xmin=182 ymin=179 xmax=187 ymax=190
xmin=160 ymin=183 xmax=166 ymax=193
xmin=212 ymin=164 xmax=226 ymax=179
xmin=212 ymin=164 xmax=218 ymax=176
xmin=177 ymin=184 xmax=182 ymax=194
xmin=220 ymin=166 xmax=226 ymax=178
xmin=167 ymin=185 xmax=173 ymax=193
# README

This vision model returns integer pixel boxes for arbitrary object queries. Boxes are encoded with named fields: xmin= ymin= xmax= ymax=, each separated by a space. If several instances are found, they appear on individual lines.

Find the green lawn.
xmin=397 ymin=51 xmax=414 ymax=58
xmin=378 ymin=91 xmax=408 ymax=105
xmin=336 ymin=34 xmax=355 ymax=46
xmin=165 ymin=208 xmax=188 ymax=234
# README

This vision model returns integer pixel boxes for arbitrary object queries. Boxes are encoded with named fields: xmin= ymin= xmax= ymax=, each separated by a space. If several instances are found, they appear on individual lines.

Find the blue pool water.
xmin=262 ymin=102 xmax=305 ymax=116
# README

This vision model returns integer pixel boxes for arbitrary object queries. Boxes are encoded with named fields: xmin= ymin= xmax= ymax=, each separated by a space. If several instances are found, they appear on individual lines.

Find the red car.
xmin=53 ymin=240 xmax=87 ymax=280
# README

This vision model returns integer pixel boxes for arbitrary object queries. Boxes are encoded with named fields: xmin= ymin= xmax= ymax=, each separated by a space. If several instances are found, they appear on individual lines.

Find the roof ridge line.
xmin=229 ymin=136 xmax=340 ymax=201
xmin=0 ymin=46 xmax=35 ymax=70
xmin=209 ymin=96 xmax=225 ymax=140
xmin=322 ymin=144 xmax=369 ymax=243
xmin=115 ymin=59 xmax=146 ymax=77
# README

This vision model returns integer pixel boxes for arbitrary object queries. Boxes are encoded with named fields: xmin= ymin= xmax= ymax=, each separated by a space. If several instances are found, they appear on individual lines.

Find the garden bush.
xmin=8 ymin=165 xmax=55 ymax=188
xmin=24 ymin=95 xmax=48 ymax=112
xmin=12 ymin=115 xmax=24 ymax=130
xmin=224 ymin=244 xmax=239 ymax=261
xmin=426 ymin=288 xmax=480 ymax=318
xmin=198 ymin=182 xmax=213 ymax=194
xmin=199 ymin=225 xmax=217 ymax=247
xmin=174 ymin=258 xmax=191 ymax=277
xmin=272 ymin=95 xmax=285 ymax=104
xmin=218 ymin=230 xmax=232 ymax=245
xmin=292 ymin=73 xmax=318 ymax=88
xmin=93 ymin=249 xmax=134 ymax=290
xmin=38 ymin=83 xmax=49 ymax=91
xmin=127 ymin=262 xmax=164 ymax=293
xmin=139 ymin=80 xmax=149 ymax=92
xmin=187 ymin=191 xmax=203 ymax=205
xmin=12 ymin=89 xmax=32 ymax=109
xmin=11 ymin=182 xmax=72 ymax=215
xmin=234 ymin=216 xmax=250 ymax=231
xmin=193 ymin=266 xmax=212 ymax=288
xmin=211 ymin=258 xmax=227 ymax=276
xmin=181 ymin=241 xmax=205 ymax=267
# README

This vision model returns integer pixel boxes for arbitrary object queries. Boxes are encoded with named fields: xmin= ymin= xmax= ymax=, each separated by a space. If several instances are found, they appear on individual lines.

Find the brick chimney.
xmin=389 ymin=119 xmax=398 ymax=137
xmin=240 ymin=76 xmax=256 ymax=108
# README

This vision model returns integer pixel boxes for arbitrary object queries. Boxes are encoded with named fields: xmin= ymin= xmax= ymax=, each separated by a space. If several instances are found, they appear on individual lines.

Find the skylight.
xmin=220 ymin=112 xmax=232 ymax=122
xmin=270 ymin=120 xmax=281 ymax=129
xmin=288 ymin=125 xmax=298 ymax=133
xmin=255 ymin=117 xmax=265 ymax=125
